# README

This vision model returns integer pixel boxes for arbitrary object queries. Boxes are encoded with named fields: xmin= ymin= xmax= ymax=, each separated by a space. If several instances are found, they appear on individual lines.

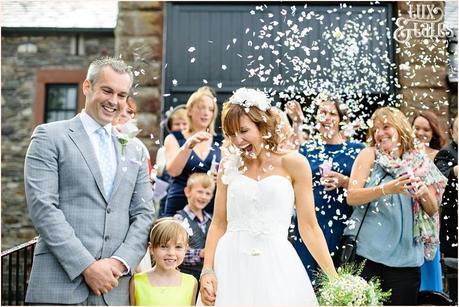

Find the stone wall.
xmin=1 ymin=32 xmax=114 ymax=249
xmin=395 ymin=1 xmax=452 ymax=130
xmin=115 ymin=1 xmax=164 ymax=162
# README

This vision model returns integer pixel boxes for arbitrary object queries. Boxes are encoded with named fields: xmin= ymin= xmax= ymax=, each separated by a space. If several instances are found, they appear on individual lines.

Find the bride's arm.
xmin=284 ymin=153 xmax=337 ymax=278
xmin=200 ymin=169 xmax=228 ymax=305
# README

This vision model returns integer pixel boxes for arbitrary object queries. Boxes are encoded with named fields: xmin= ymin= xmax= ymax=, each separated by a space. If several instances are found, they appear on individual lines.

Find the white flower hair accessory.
xmin=228 ymin=87 xmax=272 ymax=112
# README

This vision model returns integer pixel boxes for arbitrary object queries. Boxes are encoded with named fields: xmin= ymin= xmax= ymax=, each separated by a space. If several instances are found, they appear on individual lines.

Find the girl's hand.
xmin=285 ymin=101 xmax=304 ymax=123
xmin=383 ymin=175 xmax=414 ymax=195
xmin=200 ymin=273 xmax=217 ymax=305
xmin=184 ymin=132 xmax=211 ymax=150
xmin=321 ymin=171 xmax=348 ymax=190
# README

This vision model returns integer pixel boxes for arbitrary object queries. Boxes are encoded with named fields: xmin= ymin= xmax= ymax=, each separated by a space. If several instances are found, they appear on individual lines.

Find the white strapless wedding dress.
xmin=214 ymin=174 xmax=318 ymax=306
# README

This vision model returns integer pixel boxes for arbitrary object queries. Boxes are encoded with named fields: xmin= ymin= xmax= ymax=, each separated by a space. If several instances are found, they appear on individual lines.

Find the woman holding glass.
xmin=344 ymin=107 xmax=447 ymax=305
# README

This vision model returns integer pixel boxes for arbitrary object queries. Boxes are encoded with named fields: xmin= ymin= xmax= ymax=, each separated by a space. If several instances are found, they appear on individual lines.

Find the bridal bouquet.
xmin=317 ymin=262 xmax=390 ymax=306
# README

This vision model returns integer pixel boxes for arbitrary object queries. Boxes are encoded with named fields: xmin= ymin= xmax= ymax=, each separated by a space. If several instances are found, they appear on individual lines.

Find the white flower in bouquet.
xmin=317 ymin=262 xmax=391 ymax=306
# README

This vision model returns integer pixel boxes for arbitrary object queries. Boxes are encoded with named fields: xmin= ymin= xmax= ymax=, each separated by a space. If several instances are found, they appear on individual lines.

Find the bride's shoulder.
xmin=279 ymin=151 xmax=311 ymax=181
xmin=279 ymin=151 xmax=310 ymax=171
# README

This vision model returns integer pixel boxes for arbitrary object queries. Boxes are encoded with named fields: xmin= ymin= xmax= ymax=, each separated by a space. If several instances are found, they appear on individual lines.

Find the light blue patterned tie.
xmin=96 ymin=127 xmax=116 ymax=198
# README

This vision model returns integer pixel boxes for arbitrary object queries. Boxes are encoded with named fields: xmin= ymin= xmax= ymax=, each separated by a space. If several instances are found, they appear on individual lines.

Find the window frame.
xmin=35 ymin=69 xmax=87 ymax=126
xmin=44 ymin=83 xmax=79 ymax=123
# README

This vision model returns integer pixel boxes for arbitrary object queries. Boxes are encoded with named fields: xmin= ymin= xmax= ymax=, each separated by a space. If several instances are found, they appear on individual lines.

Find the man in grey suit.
xmin=24 ymin=57 xmax=155 ymax=305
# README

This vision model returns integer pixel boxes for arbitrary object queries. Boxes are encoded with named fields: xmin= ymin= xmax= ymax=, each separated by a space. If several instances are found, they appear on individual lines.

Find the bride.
xmin=199 ymin=88 xmax=337 ymax=305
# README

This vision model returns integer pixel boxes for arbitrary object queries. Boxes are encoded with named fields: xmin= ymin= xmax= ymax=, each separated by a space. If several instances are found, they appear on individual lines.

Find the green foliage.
xmin=316 ymin=261 xmax=391 ymax=306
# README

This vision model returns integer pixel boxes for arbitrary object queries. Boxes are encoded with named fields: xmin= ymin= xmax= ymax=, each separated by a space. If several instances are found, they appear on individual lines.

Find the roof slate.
xmin=1 ymin=0 xmax=119 ymax=29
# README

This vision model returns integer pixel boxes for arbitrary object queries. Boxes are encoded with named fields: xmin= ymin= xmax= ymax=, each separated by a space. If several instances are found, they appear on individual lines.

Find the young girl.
xmin=130 ymin=217 xmax=198 ymax=306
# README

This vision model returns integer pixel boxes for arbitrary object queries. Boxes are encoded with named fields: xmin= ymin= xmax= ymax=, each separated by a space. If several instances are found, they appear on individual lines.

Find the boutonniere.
xmin=117 ymin=134 xmax=129 ymax=155
xmin=116 ymin=122 xmax=141 ymax=155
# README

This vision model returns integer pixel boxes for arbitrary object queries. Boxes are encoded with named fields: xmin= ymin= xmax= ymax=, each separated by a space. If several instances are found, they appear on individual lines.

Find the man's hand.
xmin=107 ymin=258 xmax=127 ymax=276
xmin=82 ymin=259 xmax=123 ymax=296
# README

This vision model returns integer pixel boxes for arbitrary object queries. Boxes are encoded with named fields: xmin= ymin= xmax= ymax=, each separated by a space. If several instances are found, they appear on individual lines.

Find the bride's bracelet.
xmin=200 ymin=268 xmax=215 ymax=280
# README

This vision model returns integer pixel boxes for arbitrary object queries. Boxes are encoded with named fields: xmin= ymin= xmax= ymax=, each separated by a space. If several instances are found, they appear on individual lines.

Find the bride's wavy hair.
xmin=221 ymin=102 xmax=282 ymax=152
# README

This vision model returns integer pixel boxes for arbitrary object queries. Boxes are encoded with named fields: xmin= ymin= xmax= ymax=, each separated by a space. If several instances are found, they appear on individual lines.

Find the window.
xmin=35 ymin=69 xmax=86 ymax=126
xmin=45 ymin=84 xmax=78 ymax=122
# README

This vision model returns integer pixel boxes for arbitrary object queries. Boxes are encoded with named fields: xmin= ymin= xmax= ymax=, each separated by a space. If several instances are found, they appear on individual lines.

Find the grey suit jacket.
xmin=24 ymin=114 xmax=155 ymax=305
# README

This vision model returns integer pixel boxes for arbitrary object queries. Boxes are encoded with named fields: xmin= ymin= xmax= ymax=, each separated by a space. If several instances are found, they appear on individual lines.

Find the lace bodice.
xmin=226 ymin=174 xmax=295 ymax=237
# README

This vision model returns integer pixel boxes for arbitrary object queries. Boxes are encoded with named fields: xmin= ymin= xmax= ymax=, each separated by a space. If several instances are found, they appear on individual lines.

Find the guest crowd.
xmin=24 ymin=57 xmax=457 ymax=306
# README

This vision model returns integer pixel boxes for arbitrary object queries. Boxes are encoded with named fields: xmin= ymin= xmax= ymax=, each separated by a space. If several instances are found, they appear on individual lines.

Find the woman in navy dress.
xmin=291 ymin=98 xmax=364 ymax=281
xmin=412 ymin=111 xmax=446 ymax=292
xmin=163 ymin=86 xmax=222 ymax=216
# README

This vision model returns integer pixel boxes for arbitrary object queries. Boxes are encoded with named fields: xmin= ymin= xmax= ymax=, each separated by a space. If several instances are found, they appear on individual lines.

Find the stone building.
xmin=1 ymin=1 xmax=456 ymax=249
xmin=1 ymin=0 xmax=117 ymax=248
xmin=396 ymin=1 xmax=455 ymax=123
